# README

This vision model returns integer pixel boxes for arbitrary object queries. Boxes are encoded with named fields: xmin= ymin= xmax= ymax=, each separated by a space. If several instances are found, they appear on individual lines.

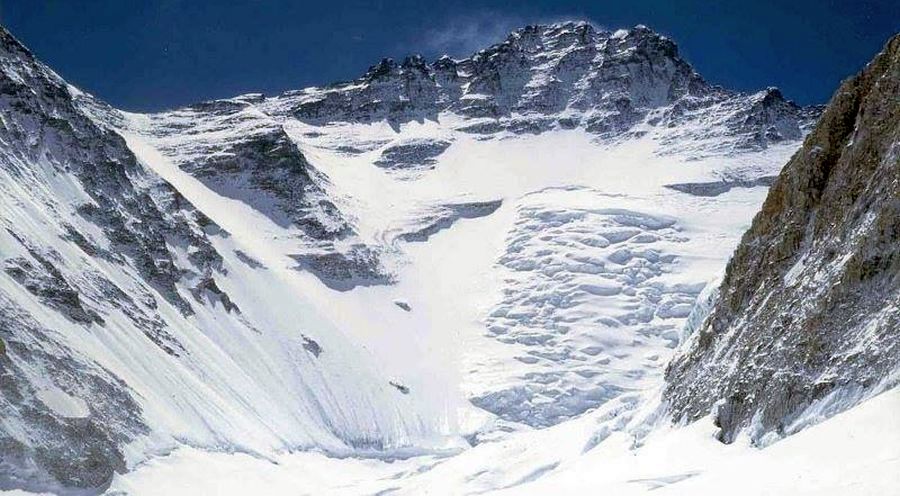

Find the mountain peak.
xmin=273 ymin=21 xmax=817 ymax=151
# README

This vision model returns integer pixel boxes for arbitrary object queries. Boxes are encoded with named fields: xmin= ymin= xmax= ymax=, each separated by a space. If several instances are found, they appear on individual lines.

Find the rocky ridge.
xmin=266 ymin=22 xmax=817 ymax=152
xmin=665 ymin=34 xmax=900 ymax=445
xmin=0 ymin=26 xmax=217 ymax=491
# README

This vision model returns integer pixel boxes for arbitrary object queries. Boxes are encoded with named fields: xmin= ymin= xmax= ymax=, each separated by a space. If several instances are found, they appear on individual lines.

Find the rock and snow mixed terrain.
xmin=664 ymin=32 xmax=900 ymax=445
xmin=0 ymin=20 xmax=896 ymax=496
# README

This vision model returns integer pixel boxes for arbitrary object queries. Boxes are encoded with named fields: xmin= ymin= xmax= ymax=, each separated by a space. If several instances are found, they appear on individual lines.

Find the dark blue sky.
xmin=1 ymin=1 xmax=896 ymax=111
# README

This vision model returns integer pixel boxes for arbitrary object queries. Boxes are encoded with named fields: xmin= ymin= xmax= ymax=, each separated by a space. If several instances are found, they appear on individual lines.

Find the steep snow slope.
xmin=112 ymin=21 xmax=818 ymax=438
xmin=268 ymin=118 xmax=800 ymax=432
xmin=0 ymin=26 xmax=455 ymax=495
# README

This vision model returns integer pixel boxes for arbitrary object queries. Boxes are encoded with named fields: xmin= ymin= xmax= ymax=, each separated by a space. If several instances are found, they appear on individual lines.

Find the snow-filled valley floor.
xmin=98 ymin=384 xmax=900 ymax=496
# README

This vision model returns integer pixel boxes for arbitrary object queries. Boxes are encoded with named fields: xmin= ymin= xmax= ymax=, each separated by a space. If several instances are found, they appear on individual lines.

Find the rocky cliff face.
xmin=665 ymin=34 xmax=900 ymax=445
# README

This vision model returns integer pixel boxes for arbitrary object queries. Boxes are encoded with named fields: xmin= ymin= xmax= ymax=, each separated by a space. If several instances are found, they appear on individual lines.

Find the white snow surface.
xmin=4 ymin=89 xmax=893 ymax=494
xmin=34 ymin=386 xmax=89 ymax=419
xmin=104 ymin=386 xmax=900 ymax=495
xmin=268 ymin=116 xmax=797 ymax=431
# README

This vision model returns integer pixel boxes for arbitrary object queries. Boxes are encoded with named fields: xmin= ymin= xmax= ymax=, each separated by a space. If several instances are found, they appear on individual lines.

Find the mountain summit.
xmin=270 ymin=22 xmax=816 ymax=150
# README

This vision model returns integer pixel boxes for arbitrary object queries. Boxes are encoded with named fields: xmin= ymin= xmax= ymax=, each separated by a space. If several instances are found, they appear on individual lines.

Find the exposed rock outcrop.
xmin=665 ymin=34 xmax=900 ymax=444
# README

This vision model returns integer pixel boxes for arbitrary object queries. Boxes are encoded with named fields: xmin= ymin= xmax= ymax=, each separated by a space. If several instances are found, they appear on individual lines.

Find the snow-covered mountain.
xmin=1 ymin=19 xmax=895 ymax=496
xmin=0 ymin=24 xmax=452 ymax=495
xmin=277 ymin=23 xmax=816 ymax=149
